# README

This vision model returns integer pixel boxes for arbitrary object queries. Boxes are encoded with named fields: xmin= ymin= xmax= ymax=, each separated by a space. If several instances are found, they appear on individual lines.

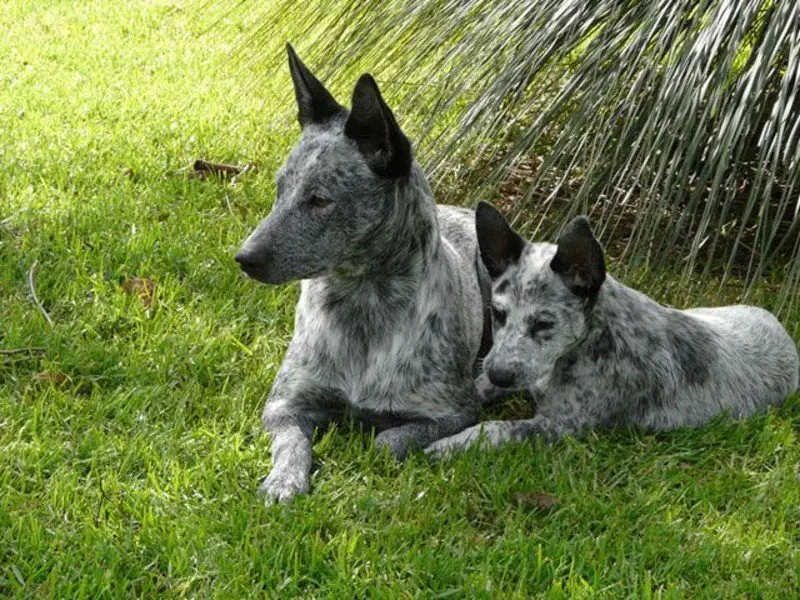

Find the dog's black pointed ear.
xmin=550 ymin=216 xmax=606 ymax=297
xmin=344 ymin=74 xmax=412 ymax=178
xmin=475 ymin=202 xmax=525 ymax=278
xmin=286 ymin=43 xmax=344 ymax=127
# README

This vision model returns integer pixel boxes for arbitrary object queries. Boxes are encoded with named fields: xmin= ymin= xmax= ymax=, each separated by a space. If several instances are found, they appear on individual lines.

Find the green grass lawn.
xmin=1 ymin=1 xmax=798 ymax=597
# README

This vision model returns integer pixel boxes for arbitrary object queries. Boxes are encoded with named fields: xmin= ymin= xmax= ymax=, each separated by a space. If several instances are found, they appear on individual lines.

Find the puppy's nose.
xmin=487 ymin=366 xmax=517 ymax=389
xmin=235 ymin=249 xmax=259 ymax=270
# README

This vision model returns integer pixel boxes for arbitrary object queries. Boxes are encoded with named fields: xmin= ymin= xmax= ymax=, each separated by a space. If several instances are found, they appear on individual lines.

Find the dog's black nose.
xmin=487 ymin=367 xmax=517 ymax=389
xmin=235 ymin=249 xmax=259 ymax=269
xmin=235 ymin=248 xmax=276 ymax=283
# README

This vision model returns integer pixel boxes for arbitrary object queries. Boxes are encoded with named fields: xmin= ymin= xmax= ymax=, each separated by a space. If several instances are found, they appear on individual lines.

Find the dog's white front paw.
xmin=258 ymin=467 xmax=309 ymax=504
xmin=424 ymin=426 xmax=483 ymax=458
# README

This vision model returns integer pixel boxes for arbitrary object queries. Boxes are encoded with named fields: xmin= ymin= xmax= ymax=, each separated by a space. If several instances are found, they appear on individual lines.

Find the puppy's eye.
xmin=308 ymin=195 xmax=332 ymax=209
xmin=491 ymin=306 xmax=507 ymax=327
xmin=527 ymin=318 xmax=555 ymax=337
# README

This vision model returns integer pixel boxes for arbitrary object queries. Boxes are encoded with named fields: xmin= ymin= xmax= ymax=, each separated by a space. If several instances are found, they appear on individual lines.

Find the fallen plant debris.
xmin=121 ymin=277 xmax=156 ymax=308
xmin=511 ymin=491 xmax=560 ymax=511
xmin=33 ymin=371 xmax=69 ymax=385
xmin=191 ymin=159 xmax=254 ymax=181
xmin=28 ymin=260 xmax=54 ymax=327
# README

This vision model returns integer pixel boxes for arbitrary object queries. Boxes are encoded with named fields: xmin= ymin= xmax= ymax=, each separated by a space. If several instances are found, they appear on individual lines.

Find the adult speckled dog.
xmin=425 ymin=202 xmax=799 ymax=456
xmin=235 ymin=46 xmax=490 ymax=503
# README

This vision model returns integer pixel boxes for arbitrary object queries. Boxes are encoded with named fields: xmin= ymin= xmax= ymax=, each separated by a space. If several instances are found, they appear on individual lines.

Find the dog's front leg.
xmin=423 ymin=414 xmax=575 ymax=458
xmin=374 ymin=414 xmax=476 ymax=460
xmin=259 ymin=383 xmax=332 ymax=504
xmin=259 ymin=414 xmax=314 ymax=504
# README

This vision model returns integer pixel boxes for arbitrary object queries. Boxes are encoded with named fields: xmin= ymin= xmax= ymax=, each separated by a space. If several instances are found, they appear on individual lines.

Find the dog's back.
xmin=585 ymin=286 xmax=800 ymax=431
xmin=676 ymin=305 xmax=799 ymax=420
xmin=437 ymin=206 xmax=478 ymax=258
xmin=438 ymin=205 xmax=493 ymax=367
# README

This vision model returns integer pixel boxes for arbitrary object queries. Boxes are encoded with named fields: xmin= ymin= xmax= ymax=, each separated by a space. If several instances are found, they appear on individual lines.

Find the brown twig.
xmin=28 ymin=260 xmax=54 ymax=327
xmin=192 ymin=159 xmax=253 ymax=180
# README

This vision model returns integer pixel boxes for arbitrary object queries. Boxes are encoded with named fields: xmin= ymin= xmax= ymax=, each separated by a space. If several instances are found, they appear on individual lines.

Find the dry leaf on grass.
xmin=512 ymin=491 xmax=560 ymax=511
xmin=33 ymin=372 xmax=69 ymax=385
xmin=122 ymin=277 xmax=155 ymax=308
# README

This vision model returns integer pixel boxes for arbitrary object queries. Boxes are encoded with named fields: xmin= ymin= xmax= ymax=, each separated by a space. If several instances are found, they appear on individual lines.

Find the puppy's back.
xmin=684 ymin=305 xmax=798 ymax=413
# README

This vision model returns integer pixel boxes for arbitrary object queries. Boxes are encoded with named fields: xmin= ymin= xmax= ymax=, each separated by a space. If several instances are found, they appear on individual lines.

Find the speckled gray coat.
xmin=235 ymin=46 xmax=489 ymax=502
xmin=426 ymin=203 xmax=799 ymax=456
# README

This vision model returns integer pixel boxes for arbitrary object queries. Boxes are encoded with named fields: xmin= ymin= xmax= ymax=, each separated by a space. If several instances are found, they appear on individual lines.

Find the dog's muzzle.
xmin=487 ymin=366 xmax=518 ymax=389
xmin=235 ymin=247 xmax=274 ymax=283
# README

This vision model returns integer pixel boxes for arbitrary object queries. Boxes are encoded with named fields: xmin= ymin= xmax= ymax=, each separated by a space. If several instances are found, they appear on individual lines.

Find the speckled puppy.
xmin=235 ymin=46 xmax=491 ymax=503
xmin=425 ymin=202 xmax=798 ymax=456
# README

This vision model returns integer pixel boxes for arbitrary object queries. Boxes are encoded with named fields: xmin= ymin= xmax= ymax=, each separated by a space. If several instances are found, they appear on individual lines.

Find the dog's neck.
xmin=316 ymin=171 xmax=441 ymax=317
xmin=570 ymin=275 xmax=669 ymax=369
xmin=594 ymin=276 xmax=663 ymax=327
xmin=582 ymin=277 xmax=641 ymax=337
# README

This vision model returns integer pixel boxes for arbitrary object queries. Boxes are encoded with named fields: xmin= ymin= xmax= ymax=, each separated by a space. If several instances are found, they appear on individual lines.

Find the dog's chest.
xmin=331 ymin=327 xmax=422 ymax=404
xmin=304 ymin=312 xmax=455 ymax=418
xmin=295 ymin=273 xmax=474 ymax=420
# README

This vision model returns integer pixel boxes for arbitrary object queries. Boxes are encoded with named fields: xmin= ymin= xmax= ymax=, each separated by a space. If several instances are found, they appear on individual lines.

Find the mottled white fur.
xmin=426 ymin=205 xmax=798 ymax=456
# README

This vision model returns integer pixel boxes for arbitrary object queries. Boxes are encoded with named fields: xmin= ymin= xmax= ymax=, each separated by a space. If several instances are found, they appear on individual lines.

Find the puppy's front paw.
xmin=258 ymin=467 xmax=309 ymax=505
xmin=424 ymin=426 xmax=483 ymax=459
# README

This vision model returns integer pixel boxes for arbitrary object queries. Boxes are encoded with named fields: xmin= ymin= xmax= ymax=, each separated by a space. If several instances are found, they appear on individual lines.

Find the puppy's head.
xmin=476 ymin=202 xmax=606 ymax=391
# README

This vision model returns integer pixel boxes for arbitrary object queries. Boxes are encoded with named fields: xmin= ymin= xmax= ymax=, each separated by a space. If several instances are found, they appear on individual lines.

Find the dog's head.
xmin=476 ymin=202 xmax=606 ymax=392
xmin=235 ymin=44 xmax=414 ymax=284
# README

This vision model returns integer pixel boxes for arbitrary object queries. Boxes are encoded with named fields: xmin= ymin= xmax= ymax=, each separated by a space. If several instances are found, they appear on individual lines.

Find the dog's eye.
xmin=308 ymin=195 xmax=332 ymax=209
xmin=491 ymin=306 xmax=507 ymax=327
xmin=527 ymin=317 xmax=555 ymax=337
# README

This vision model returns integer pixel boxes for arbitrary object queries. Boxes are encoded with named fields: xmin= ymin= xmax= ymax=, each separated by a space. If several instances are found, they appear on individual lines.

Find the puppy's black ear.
xmin=287 ymin=43 xmax=345 ymax=127
xmin=475 ymin=201 xmax=525 ymax=278
xmin=550 ymin=216 xmax=606 ymax=297
xmin=345 ymin=74 xmax=412 ymax=178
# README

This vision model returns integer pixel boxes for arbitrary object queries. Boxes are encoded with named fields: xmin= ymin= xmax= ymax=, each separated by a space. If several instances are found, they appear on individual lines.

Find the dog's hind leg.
xmin=374 ymin=413 xmax=477 ymax=460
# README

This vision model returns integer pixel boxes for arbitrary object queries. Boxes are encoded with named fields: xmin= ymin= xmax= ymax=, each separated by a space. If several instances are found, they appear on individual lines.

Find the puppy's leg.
xmin=374 ymin=413 xmax=476 ymax=460
xmin=424 ymin=414 xmax=575 ymax=457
